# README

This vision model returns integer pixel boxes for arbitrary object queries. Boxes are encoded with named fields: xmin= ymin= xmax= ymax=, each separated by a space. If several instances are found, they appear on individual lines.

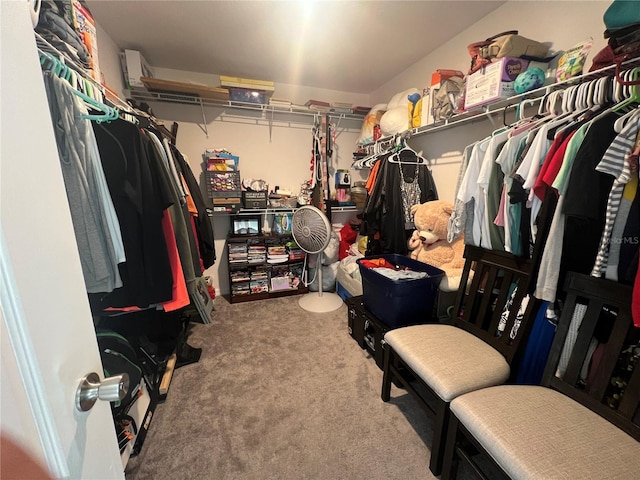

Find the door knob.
xmin=75 ymin=372 xmax=129 ymax=412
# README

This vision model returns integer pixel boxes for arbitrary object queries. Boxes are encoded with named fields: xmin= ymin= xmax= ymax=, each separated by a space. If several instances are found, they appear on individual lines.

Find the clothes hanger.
xmin=387 ymin=135 xmax=426 ymax=164
xmin=508 ymin=90 xmax=554 ymax=136
xmin=612 ymin=67 xmax=640 ymax=112
xmin=613 ymin=68 xmax=640 ymax=132
xmin=55 ymin=57 xmax=118 ymax=123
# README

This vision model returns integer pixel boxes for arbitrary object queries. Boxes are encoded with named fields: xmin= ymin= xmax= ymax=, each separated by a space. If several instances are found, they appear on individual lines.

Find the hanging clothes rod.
xmin=35 ymin=31 xmax=104 ymax=92
xmin=35 ymin=31 xmax=145 ymax=127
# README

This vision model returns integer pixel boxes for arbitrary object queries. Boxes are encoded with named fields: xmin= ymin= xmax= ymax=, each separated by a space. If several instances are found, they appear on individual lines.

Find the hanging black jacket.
xmin=362 ymin=155 xmax=438 ymax=256
xmin=170 ymin=146 xmax=216 ymax=269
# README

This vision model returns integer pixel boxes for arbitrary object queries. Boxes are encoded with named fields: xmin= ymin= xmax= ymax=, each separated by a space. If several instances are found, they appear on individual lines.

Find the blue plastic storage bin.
xmin=357 ymin=254 xmax=444 ymax=329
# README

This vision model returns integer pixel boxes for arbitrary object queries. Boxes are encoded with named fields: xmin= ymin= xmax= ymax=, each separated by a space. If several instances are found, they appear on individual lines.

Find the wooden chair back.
xmin=541 ymin=272 xmax=639 ymax=441
xmin=451 ymin=245 xmax=540 ymax=365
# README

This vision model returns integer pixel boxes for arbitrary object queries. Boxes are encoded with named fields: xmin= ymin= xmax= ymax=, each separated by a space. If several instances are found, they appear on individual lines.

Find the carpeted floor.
xmin=124 ymin=295 xmax=443 ymax=479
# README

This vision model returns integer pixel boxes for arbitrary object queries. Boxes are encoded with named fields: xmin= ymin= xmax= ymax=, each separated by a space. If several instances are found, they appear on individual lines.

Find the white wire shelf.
xmin=358 ymin=55 xmax=640 ymax=153
xmin=212 ymin=205 xmax=359 ymax=216
xmin=128 ymin=88 xmax=368 ymax=121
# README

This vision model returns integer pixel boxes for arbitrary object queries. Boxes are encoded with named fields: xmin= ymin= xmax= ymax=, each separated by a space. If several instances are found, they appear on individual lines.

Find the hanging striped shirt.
xmin=591 ymin=111 xmax=640 ymax=277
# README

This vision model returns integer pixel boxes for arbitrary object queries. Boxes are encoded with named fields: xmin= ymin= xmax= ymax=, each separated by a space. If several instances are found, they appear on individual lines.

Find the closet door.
xmin=0 ymin=2 xmax=122 ymax=479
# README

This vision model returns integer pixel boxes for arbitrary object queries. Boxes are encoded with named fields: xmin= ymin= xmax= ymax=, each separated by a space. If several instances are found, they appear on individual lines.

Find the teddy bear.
xmin=408 ymin=200 xmax=465 ymax=292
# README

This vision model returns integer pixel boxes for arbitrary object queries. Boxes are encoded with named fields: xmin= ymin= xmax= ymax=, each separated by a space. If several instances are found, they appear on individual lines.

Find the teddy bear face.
xmin=411 ymin=200 xmax=453 ymax=243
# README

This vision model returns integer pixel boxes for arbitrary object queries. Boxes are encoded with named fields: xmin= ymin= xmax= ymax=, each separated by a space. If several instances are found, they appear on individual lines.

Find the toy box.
xmin=464 ymin=57 xmax=530 ymax=110
xmin=357 ymin=254 xmax=444 ymax=329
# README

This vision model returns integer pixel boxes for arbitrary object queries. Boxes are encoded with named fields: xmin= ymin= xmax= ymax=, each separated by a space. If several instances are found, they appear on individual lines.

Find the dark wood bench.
xmin=381 ymin=245 xmax=540 ymax=476
xmin=441 ymin=272 xmax=640 ymax=479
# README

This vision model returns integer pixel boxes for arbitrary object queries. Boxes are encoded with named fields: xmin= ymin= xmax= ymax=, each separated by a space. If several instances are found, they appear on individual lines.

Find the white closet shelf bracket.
xmin=198 ymin=98 xmax=209 ymax=138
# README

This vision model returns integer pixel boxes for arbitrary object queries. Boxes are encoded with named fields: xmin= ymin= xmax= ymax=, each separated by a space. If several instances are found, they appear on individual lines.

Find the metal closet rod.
xmin=35 ymin=31 xmax=142 ymax=118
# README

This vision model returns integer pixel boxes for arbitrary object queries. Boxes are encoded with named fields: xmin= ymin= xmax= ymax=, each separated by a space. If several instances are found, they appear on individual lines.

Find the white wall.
xmin=371 ymin=1 xmax=609 ymax=105
xmin=367 ymin=0 xmax=610 ymax=208
xmin=94 ymin=0 xmax=611 ymax=294
xmin=96 ymin=21 xmax=125 ymax=98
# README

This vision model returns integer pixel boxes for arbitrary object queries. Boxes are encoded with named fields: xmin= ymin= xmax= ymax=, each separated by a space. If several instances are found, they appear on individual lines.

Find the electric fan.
xmin=291 ymin=205 xmax=344 ymax=313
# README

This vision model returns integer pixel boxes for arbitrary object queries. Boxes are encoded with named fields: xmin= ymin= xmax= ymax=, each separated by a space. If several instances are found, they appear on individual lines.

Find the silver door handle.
xmin=75 ymin=372 xmax=129 ymax=412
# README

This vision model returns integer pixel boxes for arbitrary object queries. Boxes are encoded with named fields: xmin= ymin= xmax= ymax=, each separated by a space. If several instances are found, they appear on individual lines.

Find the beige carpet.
xmin=124 ymin=295 xmax=441 ymax=480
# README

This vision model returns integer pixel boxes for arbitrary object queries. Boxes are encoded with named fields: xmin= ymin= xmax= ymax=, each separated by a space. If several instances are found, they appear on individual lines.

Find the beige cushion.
xmin=384 ymin=324 xmax=509 ymax=402
xmin=451 ymin=385 xmax=640 ymax=479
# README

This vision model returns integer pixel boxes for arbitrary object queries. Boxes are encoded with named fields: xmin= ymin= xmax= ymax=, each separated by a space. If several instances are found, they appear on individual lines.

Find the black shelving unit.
xmin=226 ymin=233 xmax=309 ymax=303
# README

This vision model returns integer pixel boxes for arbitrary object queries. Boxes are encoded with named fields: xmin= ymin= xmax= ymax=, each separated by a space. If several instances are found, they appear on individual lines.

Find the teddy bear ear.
xmin=410 ymin=203 xmax=421 ymax=215
xmin=442 ymin=204 xmax=453 ymax=215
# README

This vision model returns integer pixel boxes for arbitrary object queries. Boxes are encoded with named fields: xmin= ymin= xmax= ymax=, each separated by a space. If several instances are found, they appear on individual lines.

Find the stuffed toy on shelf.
xmin=408 ymin=200 xmax=465 ymax=292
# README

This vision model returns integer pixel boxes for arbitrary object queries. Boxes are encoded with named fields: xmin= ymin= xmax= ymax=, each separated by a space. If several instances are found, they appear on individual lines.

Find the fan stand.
xmin=298 ymin=252 xmax=343 ymax=313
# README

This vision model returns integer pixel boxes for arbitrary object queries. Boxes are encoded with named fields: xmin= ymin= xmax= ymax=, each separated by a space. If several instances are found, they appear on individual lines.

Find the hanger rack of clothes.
xmin=441 ymin=63 xmax=640 ymax=385
xmin=449 ymin=64 xmax=640 ymax=305
xmin=36 ymin=31 xmax=165 ymax=134
xmin=36 ymin=27 xmax=218 ymax=409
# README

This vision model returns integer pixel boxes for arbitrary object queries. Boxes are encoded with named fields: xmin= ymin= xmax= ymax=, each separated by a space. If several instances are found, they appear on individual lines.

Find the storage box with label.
xmin=464 ymin=57 xmax=530 ymax=110
xmin=242 ymin=191 xmax=268 ymax=209
xmin=212 ymin=197 xmax=242 ymax=213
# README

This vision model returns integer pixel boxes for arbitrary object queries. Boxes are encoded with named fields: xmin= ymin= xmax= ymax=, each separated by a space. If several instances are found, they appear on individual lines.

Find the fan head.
xmin=291 ymin=205 xmax=331 ymax=254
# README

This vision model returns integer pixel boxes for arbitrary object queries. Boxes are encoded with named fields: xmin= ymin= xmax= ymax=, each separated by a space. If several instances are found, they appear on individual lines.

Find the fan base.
xmin=298 ymin=291 xmax=344 ymax=313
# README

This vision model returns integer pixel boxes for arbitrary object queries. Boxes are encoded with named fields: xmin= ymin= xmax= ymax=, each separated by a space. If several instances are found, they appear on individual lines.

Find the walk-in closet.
xmin=2 ymin=1 xmax=639 ymax=479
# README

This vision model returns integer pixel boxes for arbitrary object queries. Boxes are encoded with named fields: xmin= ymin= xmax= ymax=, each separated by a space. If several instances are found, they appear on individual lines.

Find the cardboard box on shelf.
xmin=212 ymin=197 xmax=242 ymax=214
xmin=220 ymin=76 xmax=275 ymax=91
xmin=122 ymin=49 xmax=153 ymax=89
xmin=431 ymin=69 xmax=464 ymax=87
xmin=242 ymin=191 xmax=268 ymax=209
xmin=464 ymin=57 xmax=530 ymax=110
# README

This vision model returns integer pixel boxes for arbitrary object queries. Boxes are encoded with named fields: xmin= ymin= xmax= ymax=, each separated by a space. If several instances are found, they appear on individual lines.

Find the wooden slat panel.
xmin=618 ymin=361 xmax=640 ymax=420
xmin=498 ymin=282 xmax=527 ymax=346
xmin=588 ymin=311 xmax=632 ymax=401
xmin=541 ymin=273 xmax=637 ymax=441
xmin=488 ymin=270 xmax=514 ymax=336
xmin=504 ymin=297 xmax=540 ymax=364
xmin=463 ymin=263 xmax=486 ymax=324
xmin=452 ymin=245 xmax=538 ymax=366
xmin=452 ymin=258 xmax=473 ymax=320
xmin=541 ymin=290 xmax=578 ymax=384
xmin=474 ymin=267 xmax=499 ymax=328
xmin=563 ymin=300 xmax=603 ymax=386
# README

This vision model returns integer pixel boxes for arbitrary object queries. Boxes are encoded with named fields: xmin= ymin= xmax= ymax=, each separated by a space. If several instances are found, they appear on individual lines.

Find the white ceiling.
xmin=86 ymin=0 xmax=506 ymax=94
